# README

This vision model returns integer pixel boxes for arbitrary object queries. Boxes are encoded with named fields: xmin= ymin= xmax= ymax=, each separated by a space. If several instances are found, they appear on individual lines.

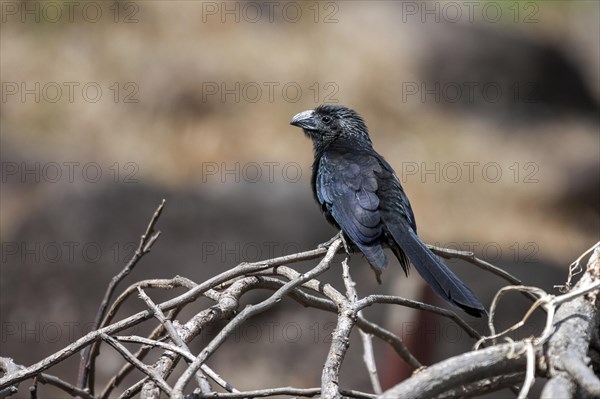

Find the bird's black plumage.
xmin=290 ymin=104 xmax=486 ymax=317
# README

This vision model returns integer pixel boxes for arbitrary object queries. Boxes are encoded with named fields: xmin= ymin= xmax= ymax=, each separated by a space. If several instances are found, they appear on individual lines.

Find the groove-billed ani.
xmin=290 ymin=104 xmax=486 ymax=317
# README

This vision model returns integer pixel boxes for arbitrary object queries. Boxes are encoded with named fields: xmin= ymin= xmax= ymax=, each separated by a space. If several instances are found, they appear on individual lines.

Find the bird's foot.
xmin=339 ymin=233 xmax=350 ymax=255
xmin=319 ymin=231 xmax=350 ymax=254
xmin=318 ymin=233 xmax=339 ymax=249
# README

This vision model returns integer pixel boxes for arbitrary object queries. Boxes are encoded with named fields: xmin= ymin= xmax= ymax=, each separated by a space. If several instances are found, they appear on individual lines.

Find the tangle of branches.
xmin=1 ymin=201 xmax=598 ymax=399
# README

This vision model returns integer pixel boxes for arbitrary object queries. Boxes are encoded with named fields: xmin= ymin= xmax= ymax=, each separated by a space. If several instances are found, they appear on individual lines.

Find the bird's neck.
xmin=313 ymin=135 xmax=372 ymax=155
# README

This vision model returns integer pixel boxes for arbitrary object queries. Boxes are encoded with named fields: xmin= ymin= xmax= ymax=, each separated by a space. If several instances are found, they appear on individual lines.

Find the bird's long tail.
xmin=387 ymin=224 xmax=487 ymax=317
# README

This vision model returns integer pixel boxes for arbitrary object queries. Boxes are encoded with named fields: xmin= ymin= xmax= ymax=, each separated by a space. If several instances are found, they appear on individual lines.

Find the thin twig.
xmin=358 ymin=329 xmax=382 ymax=395
xmin=479 ymin=285 xmax=549 ymax=348
xmin=117 ymin=336 xmax=194 ymax=360
xmin=102 ymin=277 xmax=198 ymax=331
xmin=28 ymin=377 xmax=37 ymax=399
xmin=137 ymin=287 xmax=233 ymax=397
xmin=516 ymin=340 xmax=535 ymax=399
xmin=341 ymin=258 xmax=382 ymax=395
xmin=37 ymin=374 xmax=97 ymax=399
xmin=554 ymin=241 xmax=599 ymax=293
xmin=137 ymin=287 xmax=208 ymax=399
xmin=100 ymin=334 xmax=172 ymax=396
xmin=356 ymin=295 xmax=481 ymax=340
xmin=137 ymin=288 xmax=190 ymax=352
xmin=100 ymin=308 xmax=179 ymax=399
xmin=78 ymin=200 xmax=166 ymax=394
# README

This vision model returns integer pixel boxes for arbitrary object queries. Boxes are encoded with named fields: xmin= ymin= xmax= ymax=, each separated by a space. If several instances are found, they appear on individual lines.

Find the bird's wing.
xmin=317 ymin=150 xmax=387 ymax=271
xmin=373 ymin=154 xmax=417 ymax=231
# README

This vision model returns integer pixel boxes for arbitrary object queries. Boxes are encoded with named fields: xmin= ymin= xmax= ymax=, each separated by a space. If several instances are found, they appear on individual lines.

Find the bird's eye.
xmin=322 ymin=116 xmax=332 ymax=124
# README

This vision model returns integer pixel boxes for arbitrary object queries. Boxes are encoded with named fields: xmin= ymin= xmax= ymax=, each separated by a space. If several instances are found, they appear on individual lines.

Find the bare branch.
xmin=555 ymin=241 xmax=600 ymax=293
xmin=37 ymin=374 xmax=97 ymax=399
xmin=358 ymin=329 xmax=382 ymax=395
xmin=78 ymin=199 xmax=166 ymax=393
xmin=561 ymin=353 xmax=600 ymax=397
xmin=356 ymin=315 xmax=422 ymax=369
xmin=356 ymin=295 xmax=481 ymax=340
xmin=136 ymin=287 xmax=206 ymax=399
xmin=541 ymin=245 xmax=600 ymax=398
xmin=116 ymin=336 xmax=194 ymax=361
xmin=0 ymin=358 xmax=22 ymax=399
xmin=103 ymin=277 xmax=197 ymax=331
xmin=100 ymin=308 xmax=180 ymax=399
xmin=28 ymin=377 xmax=38 ymax=399
xmin=321 ymin=258 xmax=357 ymax=399
xmin=517 ymin=340 xmax=535 ymax=399
xmin=193 ymin=386 xmax=376 ymax=398
xmin=343 ymin=258 xmax=382 ymax=395
xmin=433 ymin=372 xmax=526 ymax=398
xmin=100 ymin=334 xmax=172 ymax=396
xmin=380 ymin=342 xmax=529 ymax=399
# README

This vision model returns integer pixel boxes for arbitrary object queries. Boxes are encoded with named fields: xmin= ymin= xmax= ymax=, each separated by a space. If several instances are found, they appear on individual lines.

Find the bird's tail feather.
xmin=387 ymin=224 xmax=487 ymax=317
xmin=358 ymin=242 xmax=387 ymax=284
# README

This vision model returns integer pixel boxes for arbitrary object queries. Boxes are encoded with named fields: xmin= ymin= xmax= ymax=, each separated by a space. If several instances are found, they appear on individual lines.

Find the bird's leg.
xmin=318 ymin=232 xmax=340 ymax=249
xmin=339 ymin=232 xmax=351 ymax=255
xmin=319 ymin=231 xmax=350 ymax=254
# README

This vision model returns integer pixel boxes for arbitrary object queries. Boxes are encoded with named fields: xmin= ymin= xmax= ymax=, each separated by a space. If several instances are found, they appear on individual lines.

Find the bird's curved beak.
xmin=290 ymin=110 xmax=317 ymax=130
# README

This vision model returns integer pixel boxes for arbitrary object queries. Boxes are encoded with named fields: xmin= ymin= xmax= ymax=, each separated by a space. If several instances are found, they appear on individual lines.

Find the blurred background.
xmin=1 ymin=1 xmax=599 ymax=397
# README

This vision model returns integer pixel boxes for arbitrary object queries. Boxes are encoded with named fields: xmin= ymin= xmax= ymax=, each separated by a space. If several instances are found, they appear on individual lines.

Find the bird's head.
xmin=290 ymin=104 xmax=371 ymax=147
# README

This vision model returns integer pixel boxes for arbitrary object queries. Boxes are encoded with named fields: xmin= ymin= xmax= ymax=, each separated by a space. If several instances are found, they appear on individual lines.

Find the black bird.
xmin=290 ymin=104 xmax=486 ymax=317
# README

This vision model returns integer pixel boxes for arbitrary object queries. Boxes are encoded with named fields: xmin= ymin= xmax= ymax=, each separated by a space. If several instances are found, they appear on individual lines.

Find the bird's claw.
xmin=319 ymin=231 xmax=350 ymax=255
xmin=318 ymin=232 xmax=340 ymax=249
